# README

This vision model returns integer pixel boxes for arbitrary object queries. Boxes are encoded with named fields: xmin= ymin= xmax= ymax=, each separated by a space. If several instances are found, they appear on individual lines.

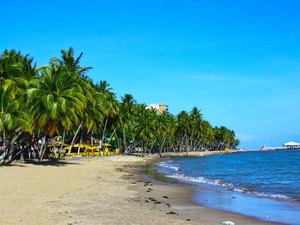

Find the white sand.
xmin=0 ymin=155 xmax=282 ymax=225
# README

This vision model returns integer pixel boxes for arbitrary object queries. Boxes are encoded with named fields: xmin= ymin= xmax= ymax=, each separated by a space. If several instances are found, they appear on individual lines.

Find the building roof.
xmin=283 ymin=141 xmax=300 ymax=146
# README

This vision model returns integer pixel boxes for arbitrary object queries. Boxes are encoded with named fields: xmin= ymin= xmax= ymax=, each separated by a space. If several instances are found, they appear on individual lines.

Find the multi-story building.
xmin=146 ymin=103 xmax=168 ymax=113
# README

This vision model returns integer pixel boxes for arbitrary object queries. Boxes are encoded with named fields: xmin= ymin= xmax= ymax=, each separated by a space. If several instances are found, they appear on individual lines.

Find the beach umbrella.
xmin=73 ymin=143 xmax=86 ymax=148
xmin=84 ymin=144 xmax=96 ymax=150
xmin=104 ymin=143 xmax=111 ymax=146
xmin=73 ymin=143 xmax=96 ymax=150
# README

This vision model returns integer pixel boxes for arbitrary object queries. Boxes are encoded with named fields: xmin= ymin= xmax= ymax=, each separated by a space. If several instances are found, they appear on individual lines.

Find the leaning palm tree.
xmin=0 ymin=49 xmax=36 ymax=164
xmin=0 ymin=87 xmax=32 ymax=164
xmin=67 ymin=88 xmax=107 ymax=155
xmin=93 ymin=81 xmax=119 ymax=144
xmin=27 ymin=65 xmax=87 ymax=160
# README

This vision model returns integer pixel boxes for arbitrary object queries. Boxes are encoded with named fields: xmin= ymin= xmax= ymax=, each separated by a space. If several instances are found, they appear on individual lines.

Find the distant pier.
xmin=260 ymin=146 xmax=287 ymax=151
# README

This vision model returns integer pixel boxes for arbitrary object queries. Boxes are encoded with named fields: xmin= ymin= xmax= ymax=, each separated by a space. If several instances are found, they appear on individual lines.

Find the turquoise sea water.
xmin=154 ymin=150 xmax=300 ymax=225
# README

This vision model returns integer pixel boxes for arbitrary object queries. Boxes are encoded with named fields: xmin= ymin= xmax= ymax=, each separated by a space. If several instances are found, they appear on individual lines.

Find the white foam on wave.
xmin=158 ymin=162 xmax=180 ymax=171
xmin=232 ymin=188 xmax=290 ymax=200
xmin=167 ymin=174 xmax=291 ymax=201
xmin=157 ymin=162 xmax=293 ymax=202
xmin=253 ymin=192 xmax=290 ymax=200
xmin=167 ymin=173 xmax=233 ymax=187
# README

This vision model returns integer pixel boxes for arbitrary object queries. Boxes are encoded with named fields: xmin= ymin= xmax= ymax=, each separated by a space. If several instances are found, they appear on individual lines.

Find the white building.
xmin=146 ymin=103 xmax=168 ymax=113
xmin=283 ymin=142 xmax=300 ymax=149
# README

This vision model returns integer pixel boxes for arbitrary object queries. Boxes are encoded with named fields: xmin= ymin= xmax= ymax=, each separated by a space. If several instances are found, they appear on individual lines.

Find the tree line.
xmin=0 ymin=48 xmax=239 ymax=164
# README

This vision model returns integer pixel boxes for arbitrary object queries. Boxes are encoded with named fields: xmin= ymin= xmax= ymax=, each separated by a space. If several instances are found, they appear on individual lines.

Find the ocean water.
xmin=154 ymin=150 xmax=300 ymax=225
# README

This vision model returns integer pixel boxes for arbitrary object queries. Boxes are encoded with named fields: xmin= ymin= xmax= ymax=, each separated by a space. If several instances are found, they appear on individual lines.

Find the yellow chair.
xmin=104 ymin=147 xmax=109 ymax=156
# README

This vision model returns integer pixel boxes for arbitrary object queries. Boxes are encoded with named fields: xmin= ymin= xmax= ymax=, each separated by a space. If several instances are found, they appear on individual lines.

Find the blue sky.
xmin=2 ymin=0 xmax=300 ymax=149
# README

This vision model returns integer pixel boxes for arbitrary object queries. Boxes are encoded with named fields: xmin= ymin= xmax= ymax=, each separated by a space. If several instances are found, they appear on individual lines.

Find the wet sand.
xmin=0 ymin=155 xmax=285 ymax=225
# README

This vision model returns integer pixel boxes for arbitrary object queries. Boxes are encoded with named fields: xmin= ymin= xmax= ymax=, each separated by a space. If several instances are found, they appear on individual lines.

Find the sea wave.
xmin=231 ymin=188 xmax=290 ymax=199
xmin=166 ymin=173 xmax=233 ymax=187
xmin=166 ymin=173 xmax=292 ymax=201
xmin=158 ymin=162 xmax=180 ymax=171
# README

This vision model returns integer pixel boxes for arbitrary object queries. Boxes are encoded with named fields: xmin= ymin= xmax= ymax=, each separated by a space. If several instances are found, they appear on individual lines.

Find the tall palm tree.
xmin=51 ymin=47 xmax=92 ymax=79
xmin=198 ymin=120 xmax=214 ymax=150
xmin=27 ymin=65 xmax=87 ymax=160
xmin=156 ymin=112 xmax=176 ymax=153
xmin=97 ymin=80 xmax=113 ymax=94
xmin=175 ymin=111 xmax=190 ymax=151
xmin=133 ymin=105 xmax=157 ymax=153
xmin=119 ymin=94 xmax=136 ymax=153
xmin=188 ymin=107 xmax=203 ymax=150
xmin=94 ymin=81 xmax=119 ymax=143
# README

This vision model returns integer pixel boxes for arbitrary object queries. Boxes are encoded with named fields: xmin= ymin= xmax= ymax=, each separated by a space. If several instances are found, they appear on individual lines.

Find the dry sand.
xmin=0 ymin=155 xmax=284 ymax=225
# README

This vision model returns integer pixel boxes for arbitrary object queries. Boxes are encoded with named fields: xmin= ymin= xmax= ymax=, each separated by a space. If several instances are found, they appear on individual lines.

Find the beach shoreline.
xmin=141 ymin=153 xmax=290 ymax=225
xmin=0 ymin=154 xmax=285 ymax=225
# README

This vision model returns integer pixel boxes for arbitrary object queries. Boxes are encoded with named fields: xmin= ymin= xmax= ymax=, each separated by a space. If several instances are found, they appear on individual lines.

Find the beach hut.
xmin=282 ymin=141 xmax=300 ymax=149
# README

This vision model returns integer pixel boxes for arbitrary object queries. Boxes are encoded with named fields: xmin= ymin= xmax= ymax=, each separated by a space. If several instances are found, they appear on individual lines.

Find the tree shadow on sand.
xmin=23 ymin=158 xmax=81 ymax=167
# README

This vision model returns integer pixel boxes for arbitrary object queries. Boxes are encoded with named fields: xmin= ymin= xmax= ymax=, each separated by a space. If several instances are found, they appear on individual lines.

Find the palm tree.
xmin=133 ymin=105 xmax=157 ymax=153
xmin=0 ymin=49 xmax=36 ymax=163
xmin=97 ymin=80 xmax=112 ymax=93
xmin=119 ymin=94 xmax=136 ymax=153
xmin=175 ymin=111 xmax=190 ymax=151
xmin=51 ymin=47 xmax=92 ymax=79
xmin=27 ymin=65 xmax=87 ymax=160
xmin=93 ymin=81 xmax=119 ymax=144
xmin=198 ymin=120 xmax=214 ymax=150
xmin=189 ymin=107 xmax=203 ymax=151
xmin=156 ymin=112 xmax=176 ymax=153
xmin=0 ymin=87 xmax=32 ymax=163
xmin=214 ymin=126 xmax=235 ymax=150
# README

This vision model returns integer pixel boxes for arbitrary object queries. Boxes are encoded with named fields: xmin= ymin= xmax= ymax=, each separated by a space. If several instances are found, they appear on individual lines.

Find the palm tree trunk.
xmin=189 ymin=126 xmax=195 ymax=150
xmin=38 ymin=136 xmax=46 ymax=161
xmin=149 ymin=138 xmax=156 ymax=154
xmin=185 ymin=135 xmax=189 ymax=152
xmin=77 ymin=131 xmax=83 ymax=155
xmin=159 ymin=136 xmax=167 ymax=154
xmin=0 ymin=129 xmax=22 ymax=163
xmin=58 ymin=130 xmax=65 ymax=158
xmin=122 ymin=127 xmax=127 ymax=154
xmin=68 ymin=122 xmax=83 ymax=154
xmin=109 ymin=128 xmax=117 ymax=143
xmin=101 ymin=118 xmax=108 ymax=143
xmin=179 ymin=133 xmax=186 ymax=152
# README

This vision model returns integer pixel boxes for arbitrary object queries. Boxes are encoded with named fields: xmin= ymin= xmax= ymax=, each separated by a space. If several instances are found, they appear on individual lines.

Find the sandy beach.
xmin=0 ymin=155 xmax=284 ymax=225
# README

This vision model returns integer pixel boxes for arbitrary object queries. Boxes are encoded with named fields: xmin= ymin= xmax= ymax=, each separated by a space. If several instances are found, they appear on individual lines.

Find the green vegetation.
xmin=0 ymin=48 xmax=239 ymax=164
